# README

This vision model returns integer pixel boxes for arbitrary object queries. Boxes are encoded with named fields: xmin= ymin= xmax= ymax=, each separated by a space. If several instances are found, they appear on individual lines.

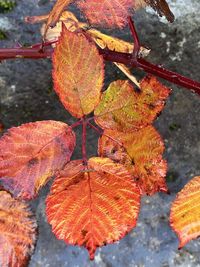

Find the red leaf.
xmin=53 ymin=25 xmax=104 ymax=118
xmin=78 ymin=0 xmax=134 ymax=28
xmin=0 ymin=120 xmax=76 ymax=199
xmin=98 ymin=126 xmax=168 ymax=195
xmin=46 ymin=157 xmax=141 ymax=259
xmin=0 ymin=191 xmax=36 ymax=267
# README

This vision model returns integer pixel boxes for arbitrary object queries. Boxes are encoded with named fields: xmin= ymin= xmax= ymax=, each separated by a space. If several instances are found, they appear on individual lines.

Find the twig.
xmin=128 ymin=17 xmax=140 ymax=60
xmin=82 ymin=119 xmax=87 ymax=165
xmin=70 ymin=119 xmax=83 ymax=129
xmin=0 ymin=22 xmax=200 ymax=95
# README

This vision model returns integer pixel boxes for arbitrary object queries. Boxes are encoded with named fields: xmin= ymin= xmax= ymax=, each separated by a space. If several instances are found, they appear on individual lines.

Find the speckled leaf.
xmin=0 ymin=121 xmax=76 ymax=199
xmin=0 ymin=191 xmax=36 ymax=267
xmin=170 ymin=176 xmax=200 ymax=248
xmin=95 ymin=76 xmax=171 ymax=132
xmin=78 ymin=0 xmax=173 ymax=28
xmin=98 ymin=126 xmax=167 ymax=195
xmin=53 ymin=25 xmax=104 ymax=118
xmin=46 ymin=157 xmax=141 ymax=260
xmin=78 ymin=0 xmax=134 ymax=28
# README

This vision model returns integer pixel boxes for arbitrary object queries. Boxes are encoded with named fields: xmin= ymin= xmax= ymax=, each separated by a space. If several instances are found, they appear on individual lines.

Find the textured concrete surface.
xmin=0 ymin=0 xmax=200 ymax=266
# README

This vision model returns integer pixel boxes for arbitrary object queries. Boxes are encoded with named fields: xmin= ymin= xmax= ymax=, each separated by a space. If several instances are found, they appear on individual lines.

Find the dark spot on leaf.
xmin=28 ymin=158 xmax=38 ymax=167
xmin=81 ymin=229 xmax=88 ymax=238
xmin=110 ymin=147 xmax=117 ymax=154
xmin=131 ymin=159 xmax=135 ymax=165
xmin=148 ymin=103 xmax=155 ymax=110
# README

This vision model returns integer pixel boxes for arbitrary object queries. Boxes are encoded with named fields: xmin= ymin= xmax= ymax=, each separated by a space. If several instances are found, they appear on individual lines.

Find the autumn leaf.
xmin=41 ymin=11 xmax=79 ymax=42
xmin=170 ymin=176 xmax=200 ymax=248
xmin=78 ymin=0 xmax=174 ymax=28
xmin=44 ymin=0 xmax=74 ymax=37
xmin=0 ymin=191 xmax=36 ymax=267
xmin=42 ymin=11 xmax=148 ymax=87
xmin=41 ymin=11 xmax=150 ymax=58
xmin=114 ymin=63 xmax=140 ymax=87
xmin=53 ymin=25 xmax=104 ymax=118
xmin=98 ymin=126 xmax=167 ymax=195
xmin=0 ymin=121 xmax=76 ymax=199
xmin=78 ymin=0 xmax=135 ymax=28
xmin=95 ymin=76 xmax=171 ymax=132
xmin=46 ymin=157 xmax=141 ymax=260
xmin=144 ymin=0 xmax=174 ymax=22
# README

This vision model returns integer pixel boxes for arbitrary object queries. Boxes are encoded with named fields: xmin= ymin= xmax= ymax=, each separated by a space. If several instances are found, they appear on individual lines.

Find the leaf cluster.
xmin=0 ymin=0 xmax=199 ymax=265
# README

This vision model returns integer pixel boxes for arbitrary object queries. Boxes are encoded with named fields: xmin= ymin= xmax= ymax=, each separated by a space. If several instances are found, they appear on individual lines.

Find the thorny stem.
xmin=128 ymin=17 xmax=140 ymax=60
xmin=70 ymin=118 xmax=88 ymax=164
xmin=99 ymin=50 xmax=200 ymax=95
xmin=88 ymin=122 xmax=103 ymax=135
xmin=0 ymin=47 xmax=52 ymax=59
xmin=82 ymin=119 xmax=87 ymax=165
xmin=0 ymin=22 xmax=200 ymax=95
xmin=70 ymin=119 xmax=83 ymax=129
xmin=88 ymin=122 xmax=123 ymax=147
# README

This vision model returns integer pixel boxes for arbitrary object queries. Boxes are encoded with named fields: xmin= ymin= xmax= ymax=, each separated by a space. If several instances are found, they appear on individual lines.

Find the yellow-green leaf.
xmin=95 ymin=76 xmax=171 ymax=132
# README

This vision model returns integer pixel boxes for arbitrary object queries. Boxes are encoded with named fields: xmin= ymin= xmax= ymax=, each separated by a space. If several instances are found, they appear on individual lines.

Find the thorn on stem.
xmin=128 ymin=16 xmax=141 ymax=64
xmin=39 ymin=40 xmax=45 ymax=53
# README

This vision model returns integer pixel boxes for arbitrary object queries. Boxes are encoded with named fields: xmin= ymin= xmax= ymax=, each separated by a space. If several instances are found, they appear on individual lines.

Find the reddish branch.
xmin=82 ymin=119 xmax=87 ymax=165
xmin=0 ymin=19 xmax=200 ymax=95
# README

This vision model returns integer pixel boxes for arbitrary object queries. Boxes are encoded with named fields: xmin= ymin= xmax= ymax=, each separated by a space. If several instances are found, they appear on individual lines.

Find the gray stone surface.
xmin=0 ymin=0 xmax=200 ymax=266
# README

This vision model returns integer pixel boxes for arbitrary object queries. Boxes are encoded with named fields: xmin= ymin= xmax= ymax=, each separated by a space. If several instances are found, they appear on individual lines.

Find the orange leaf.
xmin=46 ymin=157 xmax=141 ymax=260
xmin=170 ymin=176 xmax=200 ymax=248
xmin=95 ymin=76 xmax=171 ymax=132
xmin=53 ymin=25 xmax=104 ymax=118
xmin=98 ymin=126 xmax=167 ymax=195
xmin=0 ymin=121 xmax=76 ymax=199
xmin=0 ymin=191 xmax=36 ymax=267
xmin=44 ymin=0 xmax=74 ymax=36
xmin=78 ymin=0 xmax=134 ymax=28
